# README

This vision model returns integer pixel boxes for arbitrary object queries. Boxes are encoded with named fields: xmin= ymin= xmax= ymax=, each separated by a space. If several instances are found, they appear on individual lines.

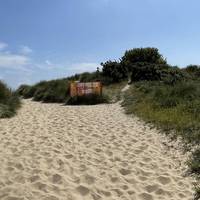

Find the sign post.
xmin=70 ymin=82 xmax=102 ymax=97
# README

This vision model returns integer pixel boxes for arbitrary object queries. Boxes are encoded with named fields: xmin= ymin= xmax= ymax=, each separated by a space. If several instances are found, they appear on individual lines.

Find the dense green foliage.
xmin=0 ymin=81 xmax=21 ymax=118
xmin=101 ymin=61 xmax=127 ymax=83
xmin=121 ymin=47 xmax=167 ymax=66
xmin=122 ymin=80 xmax=200 ymax=141
xmin=101 ymin=48 xmax=186 ymax=83
xmin=183 ymin=65 xmax=200 ymax=80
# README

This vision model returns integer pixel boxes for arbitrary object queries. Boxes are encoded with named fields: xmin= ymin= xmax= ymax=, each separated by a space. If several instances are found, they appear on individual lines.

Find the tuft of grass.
xmin=103 ymin=81 xmax=127 ymax=102
xmin=195 ymin=187 xmax=200 ymax=200
xmin=17 ymin=79 xmax=70 ymax=103
xmin=188 ymin=149 xmax=200 ymax=176
xmin=0 ymin=81 xmax=21 ymax=118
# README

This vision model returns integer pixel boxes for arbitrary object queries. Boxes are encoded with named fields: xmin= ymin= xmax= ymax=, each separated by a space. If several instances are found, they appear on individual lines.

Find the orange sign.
xmin=70 ymin=82 xmax=102 ymax=97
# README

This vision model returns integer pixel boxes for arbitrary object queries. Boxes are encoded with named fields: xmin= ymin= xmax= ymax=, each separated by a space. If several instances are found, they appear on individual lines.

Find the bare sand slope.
xmin=0 ymin=100 xmax=195 ymax=200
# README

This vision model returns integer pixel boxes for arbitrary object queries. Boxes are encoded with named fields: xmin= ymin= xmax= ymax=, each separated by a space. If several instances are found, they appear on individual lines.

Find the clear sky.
xmin=0 ymin=0 xmax=200 ymax=88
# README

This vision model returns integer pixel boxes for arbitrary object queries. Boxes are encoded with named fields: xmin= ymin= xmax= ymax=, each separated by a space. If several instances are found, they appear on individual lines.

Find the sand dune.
xmin=0 ymin=100 xmax=195 ymax=200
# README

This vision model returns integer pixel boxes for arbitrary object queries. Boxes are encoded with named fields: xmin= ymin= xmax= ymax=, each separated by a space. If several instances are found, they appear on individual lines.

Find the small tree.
xmin=101 ymin=61 xmax=127 ymax=83
xmin=120 ymin=48 xmax=168 ymax=82
xmin=185 ymin=65 xmax=200 ymax=78
xmin=121 ymin=47 xmax=167 ymax=67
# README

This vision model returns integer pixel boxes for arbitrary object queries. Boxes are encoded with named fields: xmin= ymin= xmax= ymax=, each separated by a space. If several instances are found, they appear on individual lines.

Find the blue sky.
xmin=0 ymin=0 xmax=200 ymax=88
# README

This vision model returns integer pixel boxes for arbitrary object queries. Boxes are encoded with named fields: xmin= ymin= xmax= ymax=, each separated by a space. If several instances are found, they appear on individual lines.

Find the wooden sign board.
xmin=70 ymin=82 xmax=102 ymax=97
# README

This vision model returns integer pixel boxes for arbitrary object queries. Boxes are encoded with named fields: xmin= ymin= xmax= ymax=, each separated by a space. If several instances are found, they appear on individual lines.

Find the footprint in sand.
xmin=119 ymin=168 xmax=132 ymax=176
xmin=76 ymin=185 xmax=90 ymax=196
xmin=52 ymin=174 xmax=62 ymax=184
xmin=0 ymin=100 xmax=195 ymax=200
xmin=138 ymin=192 xmax=153 ymax=200
xmin=157 ymin=176 xmax=171 ymax=185
xmin=82 ymin=174 xmax=96 ymax=185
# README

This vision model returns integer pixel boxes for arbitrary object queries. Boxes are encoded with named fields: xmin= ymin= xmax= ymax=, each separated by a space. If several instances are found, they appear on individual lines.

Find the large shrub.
xmin=121 ymin=47 xmax=167 ymax=67
xmin=129 ymin=63 xmax=169 ymax=81
xmin=184 ymin=65 xmax=200 ymax=79
xmin=101 ymin=61 xmax=127 ymax=83
xmin=101 ymin=48 xmax=170 ymax=83
xmin=161 ymin=67 xmax=187 ymax=84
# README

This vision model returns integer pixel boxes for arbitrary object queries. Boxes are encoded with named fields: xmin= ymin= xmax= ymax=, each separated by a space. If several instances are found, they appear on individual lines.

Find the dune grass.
xmin=17 ymin=79 xmax=70 ymax=103
xmin=122 ymin=80 xmax=200 ymax=198
xmin=122 ymin=81 xmax=200 ymax=140
xmin=103 ymin=81 xmax=127 ymax=102
xmin=0 ymin=81 xmax=21 ymax=118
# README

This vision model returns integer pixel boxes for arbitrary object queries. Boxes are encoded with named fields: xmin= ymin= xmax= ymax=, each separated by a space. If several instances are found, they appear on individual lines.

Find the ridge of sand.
xmin=0 ymin=100 xmax=195 ymax=200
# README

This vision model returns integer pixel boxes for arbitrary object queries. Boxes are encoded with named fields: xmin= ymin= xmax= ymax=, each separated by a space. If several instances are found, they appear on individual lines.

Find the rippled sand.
xmin=0 ymin=100 xmax=195 ymax=200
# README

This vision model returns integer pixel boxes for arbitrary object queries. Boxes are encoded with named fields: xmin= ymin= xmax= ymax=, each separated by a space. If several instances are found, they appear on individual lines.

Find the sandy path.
xmin=0 ymin=100 xmax=194 ymax=200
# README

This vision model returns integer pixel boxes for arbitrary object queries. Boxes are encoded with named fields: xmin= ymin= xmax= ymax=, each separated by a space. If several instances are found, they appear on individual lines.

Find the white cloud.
xmin=0 ymin=42 xmax=8 ymax=51
xmin=70 ymin=62 xmax=101 ymax=72
xmin=45 ymin=60 xmax=52 ymax=65
xmin=0 ymin=53 xmax=29 ymax=69
xmin=34 ymin=61 xmax=101 ymax=73
xmin=19 ymin=45 xmax=33 ymax=54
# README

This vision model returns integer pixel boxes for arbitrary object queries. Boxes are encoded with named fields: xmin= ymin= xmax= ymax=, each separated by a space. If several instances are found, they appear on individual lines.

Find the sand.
xmin=0 ymin=99 xmax=195 ymax=200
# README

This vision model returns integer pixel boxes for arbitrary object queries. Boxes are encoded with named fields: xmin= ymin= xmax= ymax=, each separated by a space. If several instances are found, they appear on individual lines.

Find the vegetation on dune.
xmin=101 ymin=47 xmax=187 ymax=84
xmin=103 ymin=81 xmax=127 ymax=102
xmin=17 ymin=79 xmax=70 ymax=103
xmin=122 ymin=81 xmax=200 ymax=142
xmin=121 ymin=47 xmax=167 ymax=65
xmin=122 ymin=80 xmax=200 ymax=197
xmin=100 ymin=47 xmax=200 ymax=198
xmin=183 ymin=65 xmax=200 ymax=79
xmin=0 ymin=81 xmax=21 ymax=118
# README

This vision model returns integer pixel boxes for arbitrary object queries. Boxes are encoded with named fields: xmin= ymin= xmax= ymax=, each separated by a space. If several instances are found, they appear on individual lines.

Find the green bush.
xmin=121 ymin=47 xmax=167 ymax=66
xmin=101 ymin=61 xmax=127 ymax=83
xmin=195 ymin=187 xmax=200 ymax=200
xmin=188 ymin=149 xmax=200 ymax=175
xmin=129 ymin=63 xmax=169 ymax=82
xmin=161 ymin=67 xmax=187 ymax=85
xmin=0 ymin=104 xmax=13 ymax=118
xmin=101 ymin=48 xmax=185 ymax=84
xmin=184 ymin=65 xmax=200 ymax=79
xmin=17 ymin=84 xmax=30 ymax=96
xmin=123 ymin=80 xmax=200 ymax=138
xmin=22 ymin=86 xmax=37 ymax=99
